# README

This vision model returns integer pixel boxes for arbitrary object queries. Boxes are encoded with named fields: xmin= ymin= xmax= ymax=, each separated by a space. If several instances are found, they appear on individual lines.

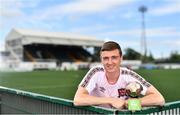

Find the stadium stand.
xmin=4 ymin=28 xmax=104 ymax=71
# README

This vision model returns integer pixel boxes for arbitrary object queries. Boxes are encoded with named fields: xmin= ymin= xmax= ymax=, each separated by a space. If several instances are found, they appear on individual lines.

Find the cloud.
xmin=0 ymin=0 xmax=134 ymax=30
xmin=0 ymin=0 xmax=24 ymax=17
xmin=99 ymin=27 xmax=179 ymax=37
xmin=0 ymin=0 xmax=44 ymax=40
xmin=0 ymin=0 xmax=41 ymax=18
xmin=164 ymin=39 xmax=180 ymax=46
xmin=61 ymin=0 xmax=133 ymax=14
xmin=147 ymin=27 xmax=179 ymax=37
xmin=7 ymin=0 xmax=125 ymax=23
xmin=150 ymin=1 xmax=180 ymax=16
xmin=70 ymin=24 xmax=112 ymax=34
xmin=35 ymin=0 xmax=134 ymax=20
xmin=121 ymin=12 xmax=134 ymax=19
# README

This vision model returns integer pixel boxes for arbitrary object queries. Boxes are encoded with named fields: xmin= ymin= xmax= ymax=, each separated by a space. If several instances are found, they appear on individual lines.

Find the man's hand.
xmin=110 ymin=98 xmax=125 ymax=109
xmin=124 ymin=99 xmax=128 ymax=109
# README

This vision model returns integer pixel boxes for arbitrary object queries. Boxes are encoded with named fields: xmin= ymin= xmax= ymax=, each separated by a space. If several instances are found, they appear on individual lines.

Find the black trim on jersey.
xmin=121 ymin=69 xmax=151 ymax=88
xmin=81 ymin=67 xmax=104 ymax=88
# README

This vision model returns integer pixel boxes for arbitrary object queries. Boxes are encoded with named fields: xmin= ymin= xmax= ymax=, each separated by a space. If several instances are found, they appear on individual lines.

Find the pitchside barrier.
xmin=0 ymin=86 xmax=179 ymax=114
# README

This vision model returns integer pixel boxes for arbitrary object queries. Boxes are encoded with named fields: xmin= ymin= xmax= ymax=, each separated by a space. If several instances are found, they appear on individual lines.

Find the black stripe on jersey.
xmin=121 ymin=69 xmax=151 ymax=88
xmin=81 ymin=67 xmax=104 ymax=88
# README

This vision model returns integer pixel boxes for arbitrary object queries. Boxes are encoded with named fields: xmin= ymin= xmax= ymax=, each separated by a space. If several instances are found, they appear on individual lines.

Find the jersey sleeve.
xmin=127 ymin=70 xmax=151 ymax=95
xmin=79 ymin=66 xmax=103 ymax=93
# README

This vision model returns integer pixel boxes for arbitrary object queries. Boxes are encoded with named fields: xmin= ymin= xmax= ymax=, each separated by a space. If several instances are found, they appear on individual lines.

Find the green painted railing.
xmin=0 ymin=86 xmax=179 ymax=114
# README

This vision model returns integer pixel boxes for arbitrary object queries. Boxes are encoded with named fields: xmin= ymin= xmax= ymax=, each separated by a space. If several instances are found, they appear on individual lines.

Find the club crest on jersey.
xmin=118 ymin=88 xmax=126 ymax=97
xmin=118 ymin=88 xmax=129 ymax=99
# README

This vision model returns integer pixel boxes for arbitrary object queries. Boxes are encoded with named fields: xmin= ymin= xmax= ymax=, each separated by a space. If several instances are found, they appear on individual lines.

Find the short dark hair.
xmin=100 ymin=41 xmax=122 ymax=56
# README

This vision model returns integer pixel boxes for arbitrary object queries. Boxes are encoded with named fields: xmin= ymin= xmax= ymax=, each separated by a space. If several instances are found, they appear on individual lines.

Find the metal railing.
xmin=0 ymin=86 xmax=115 ymax=114
xmin=0 ymin=86 xmax=179 ymax=114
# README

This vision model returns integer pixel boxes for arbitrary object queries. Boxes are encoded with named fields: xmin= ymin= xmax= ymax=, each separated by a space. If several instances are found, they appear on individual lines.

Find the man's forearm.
xmin=74 ymin=94 xmax=112 ymax=106
xmin=74 ymin=94 xmax=125 ymax=109
xmin=139 ymin=93 xmax=165 ymax=106
xmin=73 ymin=87 xmax=125 ymax=109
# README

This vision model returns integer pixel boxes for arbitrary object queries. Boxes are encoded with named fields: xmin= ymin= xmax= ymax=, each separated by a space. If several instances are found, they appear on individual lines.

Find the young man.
xmin=73 ymin=41 xmax=165 ymax=109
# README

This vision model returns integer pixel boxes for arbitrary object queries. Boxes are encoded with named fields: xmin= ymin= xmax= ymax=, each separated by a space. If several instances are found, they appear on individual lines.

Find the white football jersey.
xmin=79 ymin=65 xmax=151 ymax=108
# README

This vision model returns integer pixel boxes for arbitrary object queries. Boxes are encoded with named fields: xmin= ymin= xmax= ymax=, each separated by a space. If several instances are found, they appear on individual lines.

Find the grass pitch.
xmin=0 ymin=69 xmax=179 ymax=102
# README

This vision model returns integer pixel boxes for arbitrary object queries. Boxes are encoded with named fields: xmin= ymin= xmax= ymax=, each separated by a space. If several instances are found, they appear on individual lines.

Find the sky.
xmin=0 ymin=0 xmax=180 ymax=59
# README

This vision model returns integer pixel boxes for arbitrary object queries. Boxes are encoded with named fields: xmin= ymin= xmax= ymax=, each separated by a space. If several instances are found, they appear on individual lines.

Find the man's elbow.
xmin=73 ymin=100 xmax=80 ymax=106
xmin=73 ymin=97 xmax=83 ymax=106
xmin=158 ymin=95 xmax=165 ymax=106
xmin=160 ymin=97 xmax=165 ymax=106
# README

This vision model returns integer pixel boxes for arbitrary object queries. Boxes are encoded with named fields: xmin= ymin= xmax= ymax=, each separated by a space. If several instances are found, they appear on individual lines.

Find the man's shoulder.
xmin=120 ymin=67 xmax=136 ymax=75
xmin=90 ymin=65 xmax=104 ymax=72
xmin=121 ymin=67 xmax=131 ymax=72
xmin=83 ymin=65 xmax=104 ymax=81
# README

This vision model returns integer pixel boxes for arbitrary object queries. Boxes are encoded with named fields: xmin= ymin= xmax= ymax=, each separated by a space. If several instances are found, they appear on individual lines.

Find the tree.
xmin=123 ymin=48 xmax=141 ymax=60
xmin=146 ymin=52 xmax=155 ymax=62
xmin=169 ymin=51 xmax=180 ymax=62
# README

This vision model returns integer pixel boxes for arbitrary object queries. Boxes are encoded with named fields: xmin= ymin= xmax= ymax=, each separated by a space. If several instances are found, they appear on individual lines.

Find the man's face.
xmin=100 ymin=49 xmax=122 ymax=73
